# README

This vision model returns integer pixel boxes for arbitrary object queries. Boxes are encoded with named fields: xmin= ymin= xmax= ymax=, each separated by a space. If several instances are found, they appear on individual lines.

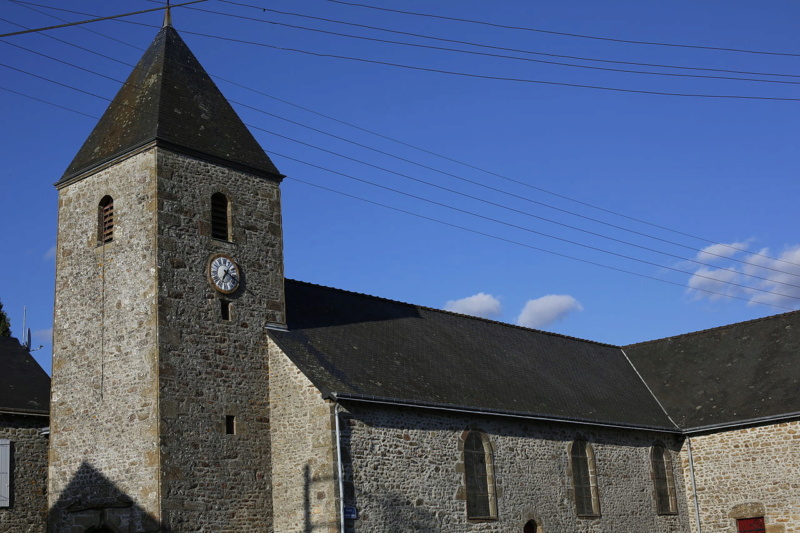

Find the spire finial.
xmin=163 ymin=0 xmax=172 ymax=28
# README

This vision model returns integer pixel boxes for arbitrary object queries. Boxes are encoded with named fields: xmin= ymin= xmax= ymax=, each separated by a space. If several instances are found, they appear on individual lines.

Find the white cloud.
xmin=516 ymin=295 xmax=583 ymax=329
xmin=695 ymin=240 xmax=751 ymax=263
xmin=444 ymin=293 xmax=502 ymax=319
xmin=687 ymin=242 xmax=800 ymax=309
xmin=44 ymin=246 xmax=56 ymax=261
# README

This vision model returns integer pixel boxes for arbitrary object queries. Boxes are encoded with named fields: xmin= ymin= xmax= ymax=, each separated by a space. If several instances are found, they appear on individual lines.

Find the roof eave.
xmin=57 ymin=138 xmax=285 ymax=189
xmin=330 ymin=392 xmax=683 ymax=434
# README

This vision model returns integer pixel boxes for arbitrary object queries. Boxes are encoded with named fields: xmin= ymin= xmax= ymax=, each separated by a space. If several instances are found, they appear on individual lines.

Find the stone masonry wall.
xmin=680 ymin=420 xmax=800 ymax=533
xmin=268 ymin=341 xmax=339 ymax=533
xmin=0 ymin=413 xmax=48 ymax=533
xmin=50 ymin=149 xmax=161 ymax=532
xmin=155 ymin=149 xmax=283 ymax=531
xmin=339 ymin=403 xmax=690 ymax=533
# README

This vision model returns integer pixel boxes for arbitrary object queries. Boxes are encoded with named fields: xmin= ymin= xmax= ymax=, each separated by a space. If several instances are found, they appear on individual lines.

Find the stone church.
xmin=1 ymin=11 xmax=798 ymax=533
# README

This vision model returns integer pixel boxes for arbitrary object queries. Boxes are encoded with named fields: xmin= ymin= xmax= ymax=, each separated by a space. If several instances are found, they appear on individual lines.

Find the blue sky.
xmin=2 ymin=0 xmax=799 ymax=374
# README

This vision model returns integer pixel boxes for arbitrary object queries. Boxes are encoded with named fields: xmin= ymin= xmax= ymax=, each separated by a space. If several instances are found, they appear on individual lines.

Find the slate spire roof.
xmin=59 ymin=24 xmax=281 ymax=184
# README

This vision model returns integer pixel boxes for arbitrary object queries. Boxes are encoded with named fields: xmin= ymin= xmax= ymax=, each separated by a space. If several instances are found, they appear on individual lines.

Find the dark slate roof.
xmin=59 ymin=26 xmax=281 ymax=184
xmin=0 ymin=337 xmax=50 ymax=414
xmin=269 ymin=280 xmax=678 ymax=431
xmin=624 ymin=311 xmax=800 ymax=432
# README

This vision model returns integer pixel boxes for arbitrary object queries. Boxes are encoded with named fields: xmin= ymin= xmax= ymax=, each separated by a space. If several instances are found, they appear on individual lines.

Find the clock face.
xmin=208 ymin=254 xmax=240 ymax=294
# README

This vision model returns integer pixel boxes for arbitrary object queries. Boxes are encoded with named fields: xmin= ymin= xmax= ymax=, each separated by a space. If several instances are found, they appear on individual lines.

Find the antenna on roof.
xmin=22 ymin=306 xmax=29 ymax=349
xmin=163 ymin=0 xmax=173 ymax=28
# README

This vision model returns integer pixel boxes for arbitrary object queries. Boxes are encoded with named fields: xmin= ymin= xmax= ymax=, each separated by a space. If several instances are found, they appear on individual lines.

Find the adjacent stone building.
xmin=0 ymin=336 xmax=50 ymax=532
xmin=41 ymin=10 xmax=799 ymax=533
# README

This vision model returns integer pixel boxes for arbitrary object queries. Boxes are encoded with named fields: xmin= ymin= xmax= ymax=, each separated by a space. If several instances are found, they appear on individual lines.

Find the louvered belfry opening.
xmin=98 ymin=195 xmax=114 ymax=244
xmin=211 ymin=192 xmax=229 ymax=241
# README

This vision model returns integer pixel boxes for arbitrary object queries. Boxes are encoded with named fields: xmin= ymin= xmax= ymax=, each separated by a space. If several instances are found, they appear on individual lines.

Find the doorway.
xmin=524 ymin=519 xmax=538 ymax=533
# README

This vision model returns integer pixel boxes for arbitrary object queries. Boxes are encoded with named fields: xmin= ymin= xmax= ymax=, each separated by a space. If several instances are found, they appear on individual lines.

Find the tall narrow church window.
xmin=463 ymin=431 xmax=497 ymax=520
xmin=651 ymin=444 xmax=678 ymax=514
xmin=570 ymin=440 xmax=600 ymax=517
xmin=0 ymin=439 xmax=10 ymax=508
xmin=211 ymin=192 xmax=230 ymax=241
xmin=98 ymin=195 xmax=114 ymax=244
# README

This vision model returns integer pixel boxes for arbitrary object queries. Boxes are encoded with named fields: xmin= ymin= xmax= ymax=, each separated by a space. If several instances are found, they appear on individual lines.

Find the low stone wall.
xmin=0 ymin=413 xmax=48 ymax=533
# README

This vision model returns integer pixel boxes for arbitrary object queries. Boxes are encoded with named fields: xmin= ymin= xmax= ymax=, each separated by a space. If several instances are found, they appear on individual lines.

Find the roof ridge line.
xmin=625 ymin=308 xmax=800 ymax=348
xmin=285 ymin=278 xmax=619 ymax=348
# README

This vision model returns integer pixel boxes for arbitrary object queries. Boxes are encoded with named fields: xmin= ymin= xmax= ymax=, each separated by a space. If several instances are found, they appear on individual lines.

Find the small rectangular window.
xmin=225 ymin=415 xmax=236 ymax=435
xmin=0 ymin=439 xmax=10 ymax=508
xmin=220 ymin=300 xmax=232 ymax=321
xmin=211 ymin=193 xmax=230 ymax=241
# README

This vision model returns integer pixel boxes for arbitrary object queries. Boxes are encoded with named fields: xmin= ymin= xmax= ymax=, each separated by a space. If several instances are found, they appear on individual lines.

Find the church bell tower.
xmin=49 ymin=13 xmax=284 ymax=532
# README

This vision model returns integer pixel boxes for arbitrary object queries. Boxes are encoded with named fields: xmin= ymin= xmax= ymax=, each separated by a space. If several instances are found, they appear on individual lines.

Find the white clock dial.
xmin=208 ymin=254 xmax=240 ymax=294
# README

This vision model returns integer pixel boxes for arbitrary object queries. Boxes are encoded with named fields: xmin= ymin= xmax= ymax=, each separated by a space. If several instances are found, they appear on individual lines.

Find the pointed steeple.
xmin=163 ymin=1 xmax=172 ymax=28
xmin=59 ymin=26 xmax=281 ymax=184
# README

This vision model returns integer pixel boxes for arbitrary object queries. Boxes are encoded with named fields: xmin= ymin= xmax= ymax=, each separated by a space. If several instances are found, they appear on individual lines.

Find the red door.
xmin=737 ymin=517 xmax=766 ymax=533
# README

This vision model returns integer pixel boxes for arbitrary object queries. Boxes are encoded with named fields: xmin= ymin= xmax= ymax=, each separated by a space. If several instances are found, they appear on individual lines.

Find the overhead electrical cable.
xmin=6 ymin=5 xmax=800 ymax=273
xmin=4 ymin=18 xmax=800 ymax=278
xmin=9 ymin=1 xmax=800 ymax=101
xmin=218 ymin=0 xmax=800 ymax=81
xmin=321 ymin=0 xmax=800 ymax=58
xmin=232 ymin=97 xmax=800 ymax=282
xmin=170 ymin=3 xmax=800 ymax=86
xmin=0 ymin=0 xmax=208 ymax=38
xmin=286 ymin=176 xmax=793 ymax=311
xmin=245 ymin=122 xmax=800 ymax=289
xmin=262 ymin=148 xmax=800 ymax=303
xmin=0 ymin=84 xmax=98 ymax=118
xmin=2 ymin=45 xmax=798 ymax=306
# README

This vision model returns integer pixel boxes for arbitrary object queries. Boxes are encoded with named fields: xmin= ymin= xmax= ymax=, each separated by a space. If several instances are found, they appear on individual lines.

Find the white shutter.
xmin=0 ymin=439 xmax=9 ymax=507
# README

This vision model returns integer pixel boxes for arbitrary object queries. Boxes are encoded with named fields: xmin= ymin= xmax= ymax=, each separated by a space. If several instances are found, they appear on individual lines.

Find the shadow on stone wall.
xmin=48 ymin=461 xmax=165 ymax=533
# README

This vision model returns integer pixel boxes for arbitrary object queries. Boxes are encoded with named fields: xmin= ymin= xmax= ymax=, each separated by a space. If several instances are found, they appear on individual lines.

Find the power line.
xmin=7 ymin=6 xmax=800 ymax=276
xmin=11 ymin=1 xmax=800 ymax=101
xmin=267 ymin=155 xmax=798 ymax=304
xmin=246 ymin=122 xmax=800 ymax=288
xmin=234 ymin=97 xmax=800 ymax=280
xmin=5 ymin=20 xmax=800 ymax=280
xmin=199 ymin=2 xmax=800 ymax=86
xmin=0 ymin=84 xmax=98 ymax=118
xmin=322 ymin=0 xmax=800 ymax=58
xmin=0 ymin=0 xmax=207 ymax=38
xmin=286 ymin=176 xmax=793 ymax=311
xmin=219 ymin=0 xmax=800 ymax=80
xmin=2 ymin=49 xmax=797 ymax=307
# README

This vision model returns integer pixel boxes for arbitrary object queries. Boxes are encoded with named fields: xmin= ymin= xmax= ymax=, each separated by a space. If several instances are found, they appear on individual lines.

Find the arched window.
xmin=570 ymin=440 xmax=600 ymax=517
xmin=211 ymin=192 xmax=230 ymax=241
xmin=463 ymin=430 xmax=497 ymax=520
xmin=651 ymin=444 xmax=678 ymax=514
xmin=98 ymin=195 xmax=114 ymax=244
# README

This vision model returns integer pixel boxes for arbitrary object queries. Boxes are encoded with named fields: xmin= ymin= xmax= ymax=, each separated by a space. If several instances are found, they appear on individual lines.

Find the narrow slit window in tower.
xmin=98 ymin=195 xmax=114 ymax=244
xmin=211 ymin=192 xmax=230 ymax=241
